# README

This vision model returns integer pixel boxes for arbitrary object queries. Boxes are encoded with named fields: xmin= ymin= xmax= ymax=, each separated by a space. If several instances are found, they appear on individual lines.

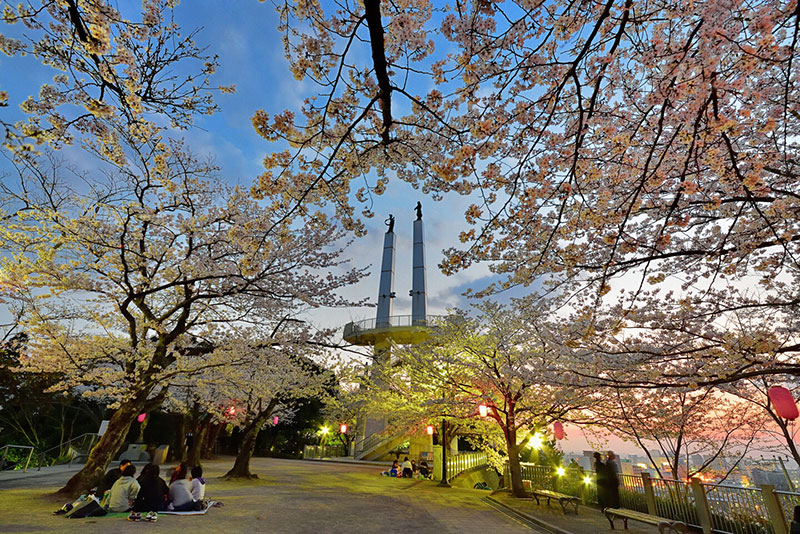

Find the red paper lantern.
xmin=553 ymin=421 xmax=565 ymax=440
xmin=768 ymin=387 xmax=799 ymax=420
xmin=137 ymin=413 xmax=146 ymax=423
xmin=426 ymin=425 xmax=434 ymax=436
xmin=227 ymin=406 xmax=236 ymax=417
xmin=340 ymin=424 xmax=348 ymax=434
xmin=478 ymin=404 xmax=488 ymax=418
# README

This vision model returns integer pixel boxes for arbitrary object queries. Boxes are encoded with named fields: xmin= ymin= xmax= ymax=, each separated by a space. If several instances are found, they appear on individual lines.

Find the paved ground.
xmin=0 ymin=457 xmax=547 ymax=533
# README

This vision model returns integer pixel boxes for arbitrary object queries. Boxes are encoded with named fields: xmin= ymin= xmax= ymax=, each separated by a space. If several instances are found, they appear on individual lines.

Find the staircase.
xmin=354 ymin=427 xmax=408 ymax=461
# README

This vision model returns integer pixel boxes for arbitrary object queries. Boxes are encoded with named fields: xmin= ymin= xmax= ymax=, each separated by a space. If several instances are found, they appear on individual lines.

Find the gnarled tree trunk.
xmin=58 ymin=390 xmax=149 ymax=495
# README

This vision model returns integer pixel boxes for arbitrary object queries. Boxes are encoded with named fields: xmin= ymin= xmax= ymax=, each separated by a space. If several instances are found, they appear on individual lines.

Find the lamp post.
xmin=528 ymin=433 xmax=544 ymax=465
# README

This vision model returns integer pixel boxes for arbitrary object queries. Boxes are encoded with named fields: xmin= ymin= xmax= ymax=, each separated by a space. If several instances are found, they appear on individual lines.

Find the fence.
xmin=302 ymin=444 xmax=346 ymax=459
xmin=513 ymin=462 xmax=796 ymax=534
xmin=446 ymin=452 xmax=487 ymax=481
xmin=0 ymin=444 xmax=34 ymax=472
xmin=36 ymin=433 xmax=99 ymax=470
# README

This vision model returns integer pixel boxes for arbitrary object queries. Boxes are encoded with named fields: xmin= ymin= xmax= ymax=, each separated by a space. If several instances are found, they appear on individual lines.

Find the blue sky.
xmin=0 ymin=2 xmax=533 ymax=337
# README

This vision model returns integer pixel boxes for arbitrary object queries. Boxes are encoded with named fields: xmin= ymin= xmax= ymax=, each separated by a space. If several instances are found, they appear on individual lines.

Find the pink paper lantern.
xmin=426 ymin=425 xmax=434 ymax=436
xmin=273 ymin=416 xmax=279 ymax=425
xmin=478 ymin=404 xmax=488 ymax=418
xmin=768 ymin=387 xmax=799 ymax=420
xmin=553 ymin=421 xmax=565 ymax=440
xmin=137 ymin=413 xmax=146 ymax=423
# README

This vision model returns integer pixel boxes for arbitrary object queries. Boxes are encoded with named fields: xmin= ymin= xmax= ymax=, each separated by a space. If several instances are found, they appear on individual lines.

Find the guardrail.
xmin=446 ymin=452 xmax=487 ymax=481
xmin=513 ymin=463 xmax=793 ymax=534
xmin=0 ymin=444 xmax=34 ymax=472
xmin=36 ymin=433 xmax=99 ymax=470
xmin=343 ymin=315 xmax=448 ymax=338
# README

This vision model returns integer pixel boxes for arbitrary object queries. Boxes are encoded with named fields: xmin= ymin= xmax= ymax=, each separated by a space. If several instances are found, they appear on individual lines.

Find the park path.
xmin=0 ymin=457 xmax=544 ymax=533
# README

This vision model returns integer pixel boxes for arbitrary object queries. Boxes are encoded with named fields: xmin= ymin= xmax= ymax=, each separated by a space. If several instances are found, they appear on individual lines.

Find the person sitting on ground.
xmin=97 ymin=458 xmax=132 ymax=497
xmin=190 ymin=465 xmax=206 ymax=501
xmin=381 ymin=460 xmax=399 ymax=477
xmin=411 ymin=459 xmax=418 ymax=476
xmin=107 ymin=464 xmax=140 ymax=512
xmin=419 ymin=461 xmax=431 ymax=479
xmin=133 ymin=463 xmax=168 ymax=513
xmin=401 ymin=457 xmax=413 ymax=478
xmin=169 ymin=467 xmax=196 ymax=511
xmin=170 ymin=461 xmax=188 ymax=484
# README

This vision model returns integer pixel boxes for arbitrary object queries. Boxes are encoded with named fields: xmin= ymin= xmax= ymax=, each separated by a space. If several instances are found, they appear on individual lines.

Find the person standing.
xmin=593 ymin=452 xmax=609 ymax=511
xmin=605 ymin=451 xmax=621 ymax=509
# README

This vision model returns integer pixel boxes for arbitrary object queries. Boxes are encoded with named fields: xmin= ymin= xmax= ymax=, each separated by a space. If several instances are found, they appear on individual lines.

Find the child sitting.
xmin=190 ymin=465 xmax=206 ymax=501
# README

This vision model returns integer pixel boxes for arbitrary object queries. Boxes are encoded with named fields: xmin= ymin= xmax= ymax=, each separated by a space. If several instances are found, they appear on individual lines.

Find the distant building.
xmin=750 ymin=468 xmax=790 ymax=491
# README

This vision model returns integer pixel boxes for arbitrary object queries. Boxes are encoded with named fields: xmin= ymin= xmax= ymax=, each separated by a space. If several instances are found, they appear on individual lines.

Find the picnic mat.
xmin=160 ymin=501 xmax=215 ymax=515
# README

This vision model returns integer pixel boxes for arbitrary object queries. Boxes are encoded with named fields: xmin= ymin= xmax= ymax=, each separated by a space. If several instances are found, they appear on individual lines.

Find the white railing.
xmin=514 ymin=463 xmax=791 ymax=534
xmin=446 ymin=452 xmax=488 ymax=481
xmin=343 ymin=315 xmax=447 ymax=338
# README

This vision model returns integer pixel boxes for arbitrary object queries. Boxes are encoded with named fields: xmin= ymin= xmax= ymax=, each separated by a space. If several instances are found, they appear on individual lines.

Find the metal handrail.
xmin=36 ymin=433 xmax=99 ymax=470
xmin=0 ymin=444 xmax=35 ymax=472
xmin=343 ymin=314 xmax=448 ymax=337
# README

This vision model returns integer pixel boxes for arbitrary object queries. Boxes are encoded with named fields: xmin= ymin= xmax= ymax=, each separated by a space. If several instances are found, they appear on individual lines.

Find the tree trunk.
xmin=172 ymin=413 xmax=187 ymax=461
xmin=506 ymin=434 xmax=526 ymax=498
xmin=202 ymin=422 xmax=223 ymax=459
xmin=58 ymin=392 xmax=146 ymax=495
xmin=223 ymin=417 xmax=263 ymax=478
xmin=223 ymin=399 xmax=277 ymax=479
xmin=186 ymin=420 xmax=208 ymax=467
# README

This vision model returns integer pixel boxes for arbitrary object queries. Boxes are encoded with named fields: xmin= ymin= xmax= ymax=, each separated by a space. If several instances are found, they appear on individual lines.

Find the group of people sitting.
xmin=56 ymin=458 xmax=209 ymax=520
xmin=92 ymin=459 xmax=207 ymax=520
xmin=381 ymin=457 xmax=431 ymax=479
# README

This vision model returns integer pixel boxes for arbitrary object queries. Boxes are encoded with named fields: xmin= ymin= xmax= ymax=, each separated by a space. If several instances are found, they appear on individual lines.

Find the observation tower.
xmin=343 ymin=203 xmax=443 ymax=460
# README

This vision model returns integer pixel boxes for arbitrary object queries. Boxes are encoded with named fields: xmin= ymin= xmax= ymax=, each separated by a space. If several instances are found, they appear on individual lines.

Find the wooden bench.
xmin=604 ymin=508 xmax=687 ymax=533
xmin=530 ymin=489 xmax=579 ymax=514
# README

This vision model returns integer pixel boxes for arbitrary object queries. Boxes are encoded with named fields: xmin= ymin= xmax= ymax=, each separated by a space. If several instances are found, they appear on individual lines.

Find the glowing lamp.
xmin=273 ymin=416 xmax=279 ymax=425
xmin=426 ymin=425 xmax=434 ymax=436
xmin=137 ymin=413 xmax=146 ymax=423
xmin=584 ymin=476 xmax=593 ymax=485
xmin=768 ymin=386 xmax=799 ymax=420
xmin=553 ymin=421 xmax=564 ymax=440
xmin=478 ymin=404 xmax=488 ymax=418
xmin=528 ymin=433 xmax=544 ymax=449
xmin=227 ymin=406 xmax=236 ymax=416
xmin=320 ymin=426 xmax=329 ymax=435
xmin=340 ymin=424 xmax=348 ymax=434
xmin=556 ymin=466 xmax=566 ymax=476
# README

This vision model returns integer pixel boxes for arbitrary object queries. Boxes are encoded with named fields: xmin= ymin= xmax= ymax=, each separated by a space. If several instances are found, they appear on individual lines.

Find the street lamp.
xmin=528 ymin=433 xmax=544 ymax=465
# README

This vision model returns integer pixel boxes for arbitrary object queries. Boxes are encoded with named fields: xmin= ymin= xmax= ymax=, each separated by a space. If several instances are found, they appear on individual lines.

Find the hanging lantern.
xmin=137 ymin=413 xmax=146 ymax=423
xmin=426 ymin=425 xmax=434 ymax=436
xmin=478 ymin=404 xmax=488 ymax=418
xmin=273 ymin=416 xmax=279 ymax=425
xmin=768 ymin=387 xmax=799 ymax=420
xmin=553 ymin=421 xmax=565 ymax=440
xmin=340 ymin=424 xmax=348 ymax=434
xmin=227 ymin=406 xmax=236 ymax=417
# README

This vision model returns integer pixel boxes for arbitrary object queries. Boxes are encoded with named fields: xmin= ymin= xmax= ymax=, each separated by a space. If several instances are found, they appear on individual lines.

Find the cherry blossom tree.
xmin=0 ymin=134 xmax=364 ymax=494
xmin=257 ymin=0 xmax=800 ymax=387
xmin=1 ymin=0 xmax=229 ymax=152
xmin=389 ymin=302 xmax=591 ymax=498
xmin=591 ymin=387 xmax=764 ymax=480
